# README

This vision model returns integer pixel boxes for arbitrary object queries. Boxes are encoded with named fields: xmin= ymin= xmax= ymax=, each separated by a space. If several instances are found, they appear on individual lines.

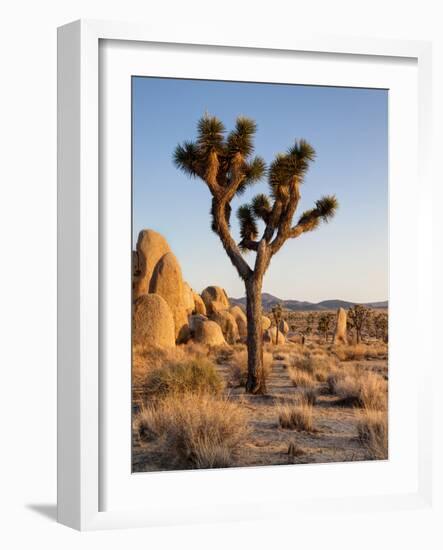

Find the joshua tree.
xmin=318 ymin=313 xmax=334 ymax=343
xmin=348 ymin=304 xmax=371 ymax=344
xmin=304 ymin=313 xmax=315 ymax=338
xmin=271 ymin=303 xmax=283 ymax=345
xmin=174 ymin=115 xmax=338 ymax=394
xmin=373 ymin=312 xmax=388 ymax=342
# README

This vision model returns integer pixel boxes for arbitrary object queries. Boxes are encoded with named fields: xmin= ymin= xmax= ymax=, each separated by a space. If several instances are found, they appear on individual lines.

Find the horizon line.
xmin=229 ymin=294 xmax=389 ymax=304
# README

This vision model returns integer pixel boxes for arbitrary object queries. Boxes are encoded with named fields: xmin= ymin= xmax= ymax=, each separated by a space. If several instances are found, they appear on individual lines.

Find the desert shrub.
xmin=333 ymin=343 xmax=387 ymax=362
xmin=134 ymin=394 xmax=249 ymax=469
xmin=288 ymin=368 xmax=316 ymax=389
xmin=132 ymin=345 xmax=186 ymax=385
xmin=134 ymin=404 xmax=168 ymax=442
xmin=229 ymin=350 xmax=273 ymax=387
xmin=300 ymin=387 xmax=318 ymax=406
xmin=357 ymin=409 xmax=388 ymax=460
xmin=329 ymin=370 xmax=387 ymax=410
xmin=290 ymin=352 xmax=338 ymax=383
xmin=278 ymin=400 xmax=314 ymax=432
xmin=333 ymin=344 xmax=368 ymax=361
xmin=141 ymin=357 xmax=223 ymax=399
xmin=359 ymin=372 xmax=388 ymax=410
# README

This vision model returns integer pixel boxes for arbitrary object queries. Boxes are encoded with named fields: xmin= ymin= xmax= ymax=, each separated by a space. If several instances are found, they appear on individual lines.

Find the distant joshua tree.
xmin=304 ymin=313 xmax=315 ymax=338
xmin=271 ymin=303 xmax=283 ymax=345
xmin=348 ymin=304 xmax=371 ymax=344
xmin=318 ymin=313 xmax=334 ymax=343
xmin=373 ymin=312 xmax=388 ymax=342
xmin=174 ymin=115 xmax=338 ymax=394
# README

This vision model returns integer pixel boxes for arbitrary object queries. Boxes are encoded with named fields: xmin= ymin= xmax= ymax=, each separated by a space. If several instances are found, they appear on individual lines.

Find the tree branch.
xmin=238 ymin=239 xmax=260 ymax=252
xmin=289 ymin=195 xmax=339 ymax=239
xmin=212 ymin=198 xmax=253 ymax=281
xmin=269 ymin=181 xmax=301 ymax=255
xmin=262 ymin=200 xmax=283 ymax=242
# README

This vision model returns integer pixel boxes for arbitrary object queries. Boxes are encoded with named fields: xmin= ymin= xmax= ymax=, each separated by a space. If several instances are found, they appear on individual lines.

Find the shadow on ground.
xmin=26 ymin=504 xmax=57 ymax=522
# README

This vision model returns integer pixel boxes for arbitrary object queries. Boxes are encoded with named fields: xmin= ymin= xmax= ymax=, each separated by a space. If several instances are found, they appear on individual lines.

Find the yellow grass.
xmin=329 ymin=370 xmax=387 ymax=410
xmin=333 ymin=342 xmax=388 ymax=361
xmin=357 ymin=408 xmax=388 ymax=460
xmin=288 ymin=368 xmax=316 ymax=389
xmin=229 ymin=349 xmax=273 ymax=387
xmin=278 ymin=400 xmax=314 ymax=431
xmin=134 ymin=394 xmax=249 ymax=469
xmin=140 ymin=357 xmax=224 ymax=400
xmin=300 ymin=387 xmax=318 ymax=406
xmin=132 ymin=345 xmax=186 ymax=384
xmin=290 ymin=351 xmax=339 ymax=383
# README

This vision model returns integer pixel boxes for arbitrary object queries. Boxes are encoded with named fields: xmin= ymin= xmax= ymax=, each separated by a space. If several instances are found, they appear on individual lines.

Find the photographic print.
xmin=131 ymin=77 xmax=388 ymax=472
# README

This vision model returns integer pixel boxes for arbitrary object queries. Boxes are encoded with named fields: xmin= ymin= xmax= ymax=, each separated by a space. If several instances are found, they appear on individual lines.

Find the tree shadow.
xmin=26 ymin=503 xmax=57 ymax=522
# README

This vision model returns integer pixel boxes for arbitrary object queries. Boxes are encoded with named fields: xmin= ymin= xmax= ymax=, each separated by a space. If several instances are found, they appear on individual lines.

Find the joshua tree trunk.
xmin=245 ymin=276 xmax=266 ymax=394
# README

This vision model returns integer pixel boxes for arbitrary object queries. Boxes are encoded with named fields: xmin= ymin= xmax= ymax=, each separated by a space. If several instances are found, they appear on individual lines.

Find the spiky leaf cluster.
xmin=237 ymin=204 xmax=258 ymax=246
xmin=174 ymin=114 xmax=266 ymax=191
xmin=296 ymin=195 xmax=338 ymax=233
xmin=269 ymin=139 xmax=316 ymax=197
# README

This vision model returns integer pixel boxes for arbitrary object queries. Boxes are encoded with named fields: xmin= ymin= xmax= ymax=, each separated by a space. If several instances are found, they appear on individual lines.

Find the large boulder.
xmin=194 ymin=319 xmax=226 ymax=346
xmin=278 ymin=319 xmax=289 ymax=335
xmin=334 ymin=307 xmax=348 ymax=345
xmin=133 ymin=229 xmax=171 ymax=299
xmin=132 ymin=294 xmax=175 ymax=348
xmin=149 ymin=252 xmax=189 ymax=343
xmin=201 ymin=286 xmax=230 ymax=315
xmin=229 ymin=306 xmax=247 ymax=339
xmin=264 ymin=326 xmax=286 ymax=345
xmin=183 ymin=282 xmax=195 ymax=315
xmin=210 ymin=310 xmax=239 ymax=344
xmin=192 ymin=292 xmax=207 ymax=315
xmin=262 ymin=316 xmax=271 ymax=331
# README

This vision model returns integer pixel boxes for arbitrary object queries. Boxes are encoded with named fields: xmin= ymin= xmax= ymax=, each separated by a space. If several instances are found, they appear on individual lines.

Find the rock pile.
xmin=132 ymin=229 xmax=284 ymax=349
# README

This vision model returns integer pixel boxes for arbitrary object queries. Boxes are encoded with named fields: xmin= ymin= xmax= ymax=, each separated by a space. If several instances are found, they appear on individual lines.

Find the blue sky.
xmin=132 ymin=77 xmax=388 ymax=302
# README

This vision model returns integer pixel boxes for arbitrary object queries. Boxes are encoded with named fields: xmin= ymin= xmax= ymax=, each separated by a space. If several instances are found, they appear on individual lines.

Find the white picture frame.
xmin=57 ymin=19 xmax=433 ymax=531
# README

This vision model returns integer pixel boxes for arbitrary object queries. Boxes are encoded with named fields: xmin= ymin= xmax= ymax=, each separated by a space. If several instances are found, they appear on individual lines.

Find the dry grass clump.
xmin=228 ymin=350 xmax=273 ymax=387
xmin=288 ymin=368 xmax=316 ymax=389
xmin=134 ymin=405 xmax=168 ymax=442
xmin=359 ymin=372 xmax=388 ymax=410
xmin=333 ymin=342 xmax=388 ymax=362
xmin=132 ymin=345 xmax=187 ymax=385
xmin=329 ymin=370 xmax=387 ymax=410
xmin=300 ymin=387 xmax=318 ymax=406
xmin=278 ymin=400 xmax=314 ymax=432
xmin=290 ymin=352 xmax=339 ymax=383
xmin=141 ymin=357 xmax=224 ymax=400
xmin=357 ymin=409 xmax=388 ymax=460
xmin=134 ymin=394 xmax=249 ymax=469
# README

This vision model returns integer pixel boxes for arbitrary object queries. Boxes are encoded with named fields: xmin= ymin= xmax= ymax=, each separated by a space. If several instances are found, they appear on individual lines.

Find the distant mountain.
xmin=229 ymin=292 xmax=388 ymax=312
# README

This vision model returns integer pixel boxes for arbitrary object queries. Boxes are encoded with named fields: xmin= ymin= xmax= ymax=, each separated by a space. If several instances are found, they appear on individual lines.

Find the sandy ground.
xmin=132 ymin=350 xmax=387 ymax=472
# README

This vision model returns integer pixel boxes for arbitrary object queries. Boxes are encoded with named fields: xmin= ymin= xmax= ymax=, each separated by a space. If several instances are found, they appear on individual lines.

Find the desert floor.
xmin=132 ymin=337 xmax=388 ymax=472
